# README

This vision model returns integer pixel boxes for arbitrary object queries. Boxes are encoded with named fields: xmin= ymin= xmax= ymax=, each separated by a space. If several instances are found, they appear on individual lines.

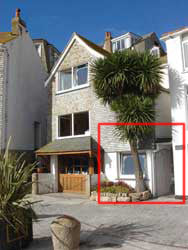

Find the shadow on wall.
xmin=168 ymin=67 xmax=186 ymax=139
xmin=80 ymin=222 xmax=154 ymax=249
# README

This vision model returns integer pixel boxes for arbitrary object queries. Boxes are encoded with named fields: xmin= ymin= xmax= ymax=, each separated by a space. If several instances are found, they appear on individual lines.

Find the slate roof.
xmin=76 ymin=33 xmax=110 ymax=57
xmin=0 ymin=32 xmax=18 ymax=44
xmin=36 ymin=136 xmax=98 ymax=155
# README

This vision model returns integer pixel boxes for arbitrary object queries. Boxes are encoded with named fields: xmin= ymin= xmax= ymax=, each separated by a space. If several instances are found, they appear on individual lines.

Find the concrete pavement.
xmin=28 ymin=193 xmax=188 ymax=250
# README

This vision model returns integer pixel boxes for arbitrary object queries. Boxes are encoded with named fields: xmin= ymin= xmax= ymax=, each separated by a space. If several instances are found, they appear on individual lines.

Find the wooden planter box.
xmin=0 ymin=218 xmax=33 ymax=250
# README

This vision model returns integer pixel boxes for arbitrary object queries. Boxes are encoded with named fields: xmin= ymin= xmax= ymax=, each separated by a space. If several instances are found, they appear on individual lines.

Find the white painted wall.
xmin=104 ymin=151 xmax=154 ymax=193
xmin=5 ymin=31 xmax=48 ymax=151
xmin=155 ymin=91 xmax=172 ymax=138
xmin=104 ymin=152 xmax=119 ymax=182
xmin=50 ymin=155 xmax=58 ymax=192
xmin=162 ymin=32 xmax=188 ymax=196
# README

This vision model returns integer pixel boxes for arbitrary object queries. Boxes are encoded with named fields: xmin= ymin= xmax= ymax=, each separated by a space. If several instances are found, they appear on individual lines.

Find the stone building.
xmin=36 ymin=31 xmax=172 ymax=197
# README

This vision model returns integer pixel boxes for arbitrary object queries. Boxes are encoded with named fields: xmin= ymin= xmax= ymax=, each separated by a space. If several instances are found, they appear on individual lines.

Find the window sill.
xmin=117 ymin=177 xmax=149 ymax=181
xmin=56 ymin=83 xmax=90 ymax=95
xmin=57 ymin=133 xmax=91 ymax=140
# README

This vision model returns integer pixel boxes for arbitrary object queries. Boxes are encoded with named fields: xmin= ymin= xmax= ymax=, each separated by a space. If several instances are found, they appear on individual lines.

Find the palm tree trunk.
xmin=130 ymin=140 xmax=145 ymax=192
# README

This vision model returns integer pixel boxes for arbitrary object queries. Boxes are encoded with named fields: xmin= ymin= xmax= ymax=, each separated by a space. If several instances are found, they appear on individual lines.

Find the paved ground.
xmin=28 ymin=193 xmax=188 ymax=250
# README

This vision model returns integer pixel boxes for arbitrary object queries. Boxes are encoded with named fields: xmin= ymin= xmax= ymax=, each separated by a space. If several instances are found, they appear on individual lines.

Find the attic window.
xmin=112 ymin=38 xmax=130 ymax=52
xmin=150 ymin=46 xmax=160 ymax=57
xmin=58 ymin=64 xmax=88 ymax=92
xmin=35 ymin=44 xmax=42 ymax=57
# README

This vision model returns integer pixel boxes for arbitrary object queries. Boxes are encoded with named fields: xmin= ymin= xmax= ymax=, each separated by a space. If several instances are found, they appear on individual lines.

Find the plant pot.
xmin=0 ymin=217 xmax=33 ymax=250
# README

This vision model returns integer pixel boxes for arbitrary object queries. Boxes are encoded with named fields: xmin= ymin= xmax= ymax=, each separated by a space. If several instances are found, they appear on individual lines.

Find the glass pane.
xmin=59 ymin=69 xmax=72 ymax=91
xmin=74 ymin=112 xmax=89 ymax=135
xmin=117 ymin=40 xmax=121 ymax=50
xmin=121 ymin=154 xmax=146 ymax=175
xmin=59 ymin=114 xmax=72 ymax=137
xmin=74 ymin=64 xmax=88 ymax=86
xmin=112 ymin=42 xmax=116 ymax=52
xmin=183 ymin=42 xmax=188 ymax=68
xmin=121 ymin=39 xmax=125 ymax=49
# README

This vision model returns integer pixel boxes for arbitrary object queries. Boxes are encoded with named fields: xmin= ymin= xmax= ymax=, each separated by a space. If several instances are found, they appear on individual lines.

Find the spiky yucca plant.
xmin=91 ymin=50 xmax=164 ymax=192
xmin=0 ymin=143 xmax=37 ymax=233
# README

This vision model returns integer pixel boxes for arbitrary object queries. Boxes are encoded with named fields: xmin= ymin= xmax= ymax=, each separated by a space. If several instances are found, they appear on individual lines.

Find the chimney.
xmin=12 ymin=8 xmax=27 ymax=35
xmin=103 ymin=32 xmax=112 ymax=53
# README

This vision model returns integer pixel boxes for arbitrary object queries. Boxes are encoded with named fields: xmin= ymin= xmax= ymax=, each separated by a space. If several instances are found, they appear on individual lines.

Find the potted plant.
xmin=0 ymin=142 xmax=37 ymax=250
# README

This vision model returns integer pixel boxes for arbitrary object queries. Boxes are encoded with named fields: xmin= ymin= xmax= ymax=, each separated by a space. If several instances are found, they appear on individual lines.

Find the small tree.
xmin=91 ymin=50 xmax=164 ymax=192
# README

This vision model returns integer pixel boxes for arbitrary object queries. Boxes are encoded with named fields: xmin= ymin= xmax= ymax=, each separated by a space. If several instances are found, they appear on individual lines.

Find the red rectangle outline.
xmin=97 ymin=122 xmax=186 ymax=205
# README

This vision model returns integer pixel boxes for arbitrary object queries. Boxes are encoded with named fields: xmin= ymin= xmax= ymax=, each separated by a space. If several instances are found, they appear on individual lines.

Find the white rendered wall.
xmin=155 ymin=91 xmax=172 ymax=138
xmin=5 ymin=31 xmax=48 ymax=151
xmin=104 ymin=151 xmax=154 ymax=193
xmin=104 ymin=152 xmax=119 ymax=182
xmin=164 ymin=34 xmax=188 ymax=196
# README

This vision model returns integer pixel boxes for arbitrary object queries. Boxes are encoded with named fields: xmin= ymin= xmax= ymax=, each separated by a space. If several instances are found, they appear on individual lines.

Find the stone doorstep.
xmin=90 ymin=190 xmax=151 ymax=202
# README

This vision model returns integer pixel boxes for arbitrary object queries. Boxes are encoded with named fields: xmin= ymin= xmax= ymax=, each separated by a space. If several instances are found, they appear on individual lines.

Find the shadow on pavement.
xmin=29 ymin=237 xmax=52 ymax=250
xmin=80 ymin=222 xmax=154 ymax=249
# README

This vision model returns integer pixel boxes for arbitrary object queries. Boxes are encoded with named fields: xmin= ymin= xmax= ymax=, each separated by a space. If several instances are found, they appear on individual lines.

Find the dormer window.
xmin=35 ymin=44 xmax=42 ymax=57
xmin=150 ymin=46 xmax=160 ymax=57
xmin=182 ymin=33 xmax=188 ymax=70
xmin=58 ymin=63 xmax=88 ymax=92
xmin=112 ymin=38 xmax=130 ymax=52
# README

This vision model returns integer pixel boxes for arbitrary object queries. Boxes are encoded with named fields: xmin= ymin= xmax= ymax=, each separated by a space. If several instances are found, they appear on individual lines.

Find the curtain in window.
xmin=59 ymin=70 xmax=72 ymax=90
xmin=74 ymin=64 xmax=88 ymax=86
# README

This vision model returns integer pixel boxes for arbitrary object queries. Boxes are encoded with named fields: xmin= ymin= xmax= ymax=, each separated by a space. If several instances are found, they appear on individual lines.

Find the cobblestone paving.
xmin=28 ymin=194 xmax=188 ymax=250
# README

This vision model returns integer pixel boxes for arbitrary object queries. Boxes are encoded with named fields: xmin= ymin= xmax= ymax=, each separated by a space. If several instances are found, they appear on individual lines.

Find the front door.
xmin=58 ymin=155 xmax=88 ymax=193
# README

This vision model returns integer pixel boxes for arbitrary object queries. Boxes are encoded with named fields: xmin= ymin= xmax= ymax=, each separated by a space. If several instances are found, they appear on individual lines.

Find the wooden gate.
xmin=59 ymin=174 xmax=86 ymax=193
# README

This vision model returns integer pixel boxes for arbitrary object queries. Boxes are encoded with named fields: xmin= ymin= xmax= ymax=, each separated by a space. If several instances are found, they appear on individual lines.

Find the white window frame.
xmin=57 ymin=63 xmax=89 ymax=94
xmin=57 ymin=111 xmax=90 ymax=139
xmin=119 ymin=152 xmax=147 ymax=180
xmin=182 ymin=34 xmax=188 ymax=72
xmin=150 ymin=46 xmax=160 ymax=58
xmin=34 ymin=43 xmax=42 ymax=57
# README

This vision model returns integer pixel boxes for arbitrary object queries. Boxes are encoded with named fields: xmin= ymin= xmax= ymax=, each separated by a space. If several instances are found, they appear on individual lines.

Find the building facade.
xmin=0 ymin=9 xmax=48 ymax=158
xmin=36 ymin=31 xmax=172 ymax=196
xmin=161 ymin=27 xmax=188 ymax=198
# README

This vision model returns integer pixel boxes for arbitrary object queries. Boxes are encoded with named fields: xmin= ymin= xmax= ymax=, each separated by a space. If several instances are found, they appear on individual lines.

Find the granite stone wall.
xmin=49 ymin=40 xmax=129 ymax=153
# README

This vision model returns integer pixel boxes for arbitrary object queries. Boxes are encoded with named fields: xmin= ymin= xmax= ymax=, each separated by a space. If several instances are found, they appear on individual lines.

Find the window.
xmin=59 ymin=69 xmax=72 ymax=91
xmin=59 ymin=114 xmax=72 ymax=137
xmin=58 ymin=111 xmax=89 ymax=138
xmin=182 ymin=33 xmax=188 ymax=70
xmin=74 ymin=112 xmax=89 ymax=136
xmin=34 ymin=44 xmax=42 ymax=57
xmin=120 ymin=153 xmax=147 ymax=176
xmin=112 ymin=38 xmax=130 ymax=52
xmin=150 ymin=46 xmax=160 ymax=58
xmin=58 ymin=64 xmax=88 ymax=92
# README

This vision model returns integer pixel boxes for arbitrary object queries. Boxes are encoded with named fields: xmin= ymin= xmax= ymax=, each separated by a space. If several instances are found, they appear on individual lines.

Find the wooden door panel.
xmin=59 ymin=174 xmax=86 ymax=193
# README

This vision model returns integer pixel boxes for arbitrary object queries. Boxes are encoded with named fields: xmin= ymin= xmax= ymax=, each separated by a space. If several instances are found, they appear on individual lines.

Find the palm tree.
xmin=91 ymin=50 xmax=164 ymax=192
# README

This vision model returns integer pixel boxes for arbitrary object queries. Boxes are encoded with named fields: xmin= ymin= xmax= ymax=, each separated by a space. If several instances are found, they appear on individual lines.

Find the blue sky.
xmin=2 ymin=0 xmax=188 ymax=51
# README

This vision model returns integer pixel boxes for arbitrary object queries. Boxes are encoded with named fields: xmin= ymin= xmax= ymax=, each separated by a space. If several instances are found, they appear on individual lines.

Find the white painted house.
xmin=0 ymin=9 xmax=48 ymax=157
xmin=36 ymin=31 xmax=173 ymax=197
xmin=161 ymin=27 xmax=188 ymax=198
